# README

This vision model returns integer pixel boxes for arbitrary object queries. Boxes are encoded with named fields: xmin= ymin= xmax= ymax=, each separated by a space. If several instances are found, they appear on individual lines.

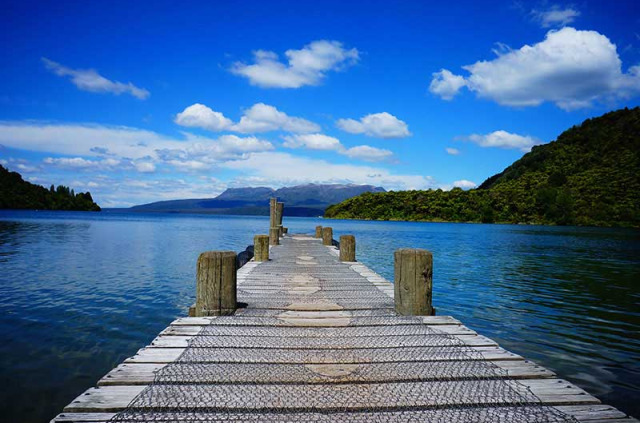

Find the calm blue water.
xmin=0 ymin=210 xmax=638 ymax=422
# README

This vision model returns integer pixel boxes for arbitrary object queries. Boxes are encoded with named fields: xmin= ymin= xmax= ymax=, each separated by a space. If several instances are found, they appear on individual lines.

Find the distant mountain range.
xmin=130 ymin=183 xmax=386 ymax=216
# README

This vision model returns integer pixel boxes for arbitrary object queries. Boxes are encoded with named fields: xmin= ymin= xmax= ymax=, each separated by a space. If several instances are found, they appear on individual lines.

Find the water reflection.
xmin=0 ymin=211 xmax=638 ymax=422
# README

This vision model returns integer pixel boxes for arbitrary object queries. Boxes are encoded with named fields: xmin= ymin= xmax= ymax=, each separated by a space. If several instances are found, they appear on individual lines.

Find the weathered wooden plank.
xmin=98 ymin=359 xmax=555 ymax=385
xmin=49 ymin=405 xmax=636 ymax=422
xmin=48 ymin=407 xmax=638 ymax=423
xmin=559 ymin=404 xmax=630 ymax=421
xmin=169 ymin=315 xmax=462 ymax=326
xmin=158 ymin=323 xmax=475 ymax=336
xmin=125 ymin=345 xmax=522 ymax=364
xmin=51 ymin=412 xmax=117 ymax=422
xmin=149 ymin=333 xmax=495 ymax=349
xmin=63 ymin=378 xmax=600 ymax=412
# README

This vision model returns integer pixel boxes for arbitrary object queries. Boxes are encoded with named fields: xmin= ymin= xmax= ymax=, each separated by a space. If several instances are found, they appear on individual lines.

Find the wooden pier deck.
xmin=51 ymin=233 xmax=637 ymax=423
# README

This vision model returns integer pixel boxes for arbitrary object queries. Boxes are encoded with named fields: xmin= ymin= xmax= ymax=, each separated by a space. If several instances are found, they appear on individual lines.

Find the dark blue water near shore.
xmin=0 ymin=210 xmax=638 ymax=422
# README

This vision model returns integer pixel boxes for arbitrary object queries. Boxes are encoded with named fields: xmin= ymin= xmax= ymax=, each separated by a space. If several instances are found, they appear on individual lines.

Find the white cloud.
xmin=174 ymin=104 xmax=232 ymax=131
xmin=231 ymin=40 xmax=359 ymax=88
xmin=43 ymin=157 xmax=121 ymax=169
xmin=15 ymin=163 xmax=39 ymax=173
xmin=0 ymin=122 xmax=177 ymax=159
xmin=92 ymin=176 xmax=230 ymax=208
xmin=0 ymin=122 xmax=273 ymax=173
xmin=464 ymin=130 xmax=540 ymax=152
xmin=135 ymin=162 xmax=156 ymax=173
xmin=336 ymin=112 xmax=411 ymax=139
xmin=155 ymin=134 xmax=274 ymax=171
xmin=282 ymin=133 xmax=393 ymax=162
xmin=453 ymin=179 xmax=477 ymax=189
xmin=231 ymin=103 xmax=320 ymax=133
xmin=165 ymin=160 xmax=211 ymax=172
xmin=42 ymin=58 xmax=149 ymax=99
xmin=429 ymin=69 xmax=467 ymax=100
xmin=282 ymin=133 xmax=342 ymax=150
xmin=222 ymin=151 xmax=434 ymax=190
xmin=446 ymin=147 xmax=460 ymax=155
xmin=532 ymin=6 xmax=580 ymax=28
xmin=342 ymin=145 xmax=393 ymax=162
xmin=1 ymin=158 xmax=41 ymax=173
xmin=0 ymin=122 xmax=272 ymax=158
xmin=429 ymin=27 xmax=640 ymax=110
xmin=174 ymin=103 xmax=319 ymax=134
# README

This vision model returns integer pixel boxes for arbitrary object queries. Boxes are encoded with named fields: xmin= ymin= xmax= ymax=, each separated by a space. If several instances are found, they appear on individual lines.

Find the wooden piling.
xmin=394 ymin=248 xmax=434 ymax=316
xmin=254 ymin=235 xmax=269 ymax=262
xmin=276 ymin=202 xmax=284 ymax=236
xmin=269 ymin=198 xmax=277 ymax=228
xmin=339 ymin=235 xmax=356 ymax=262
xmin=315 ymin=225 xmax=323 ymax=238
xmin=276 ymin=202 xmax=284 ymax=224
xmin=269 ymin=227 xmax=280 ymax=246
xmin=195 ymin=251 xmax=237 ymax=316
xmin=322 ymin=227 xmax=333 ymax=246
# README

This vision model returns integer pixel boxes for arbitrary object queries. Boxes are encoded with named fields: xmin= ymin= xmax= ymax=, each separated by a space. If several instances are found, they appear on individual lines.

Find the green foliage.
xmin=0 ymin=165 xmax=101 ymax=211
xmin=325 ymin=107 xmax=640 ymax=228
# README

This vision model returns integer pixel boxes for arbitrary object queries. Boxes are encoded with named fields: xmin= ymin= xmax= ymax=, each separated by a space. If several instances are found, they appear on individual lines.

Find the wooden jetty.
xmin=52 ymin=202 xmax=636 ymax=423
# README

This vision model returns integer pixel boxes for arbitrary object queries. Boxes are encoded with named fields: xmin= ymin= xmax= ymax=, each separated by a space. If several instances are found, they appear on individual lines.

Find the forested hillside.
xmin=325 ymin=107 xmax=640 ymax=227
xmin=0 ymin=165 xmax=101 ymax=211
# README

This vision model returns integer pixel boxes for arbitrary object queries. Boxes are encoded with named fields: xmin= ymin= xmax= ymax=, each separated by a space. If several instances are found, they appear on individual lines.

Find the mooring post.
xmin=269 ymin=197 xmax=277 ymax=229
xmin=276 ymin=202 xmax=284 ymax=237
xmin=315 ymin=225 xmax=323 ymax=238
xmin=283 ymin=227 xmax=288 ymax=234
xmin=339 ymin=235 xmax=356 ymax=262
xmin=394 ymin=248 xmax=434 ymax=316
xmin=269 ymin=227 xmax=280 ymax=246
xmin=322 ymin=227 xmax=333 ymax=246
xmin=254 ymin=234 xmax=269 ymax=261
xmin=195 ymin=251 xmax=237 ymax=316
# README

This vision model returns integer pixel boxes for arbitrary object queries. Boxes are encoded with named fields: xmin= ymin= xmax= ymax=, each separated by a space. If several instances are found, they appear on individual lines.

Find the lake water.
xmin=0 ymin=210 xmax=638 ymax=422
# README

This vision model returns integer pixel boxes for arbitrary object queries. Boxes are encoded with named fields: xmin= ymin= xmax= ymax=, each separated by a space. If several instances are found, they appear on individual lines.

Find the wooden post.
xmin=254 ymin=234 xmax=269 ymax=261
xmin=339 ymin=235 xmax=356 ymax=262
xmin=322 ymin=227 xmax=333 ymax=246
xmin=269 ymin=227 xmax=279 ymax=246
xmin=276 ymin=202 xmax=284 ymax=225
xmin=394 ymin=248 xmax=433 ymax=316
xmin=195 ymin=251 xmax=237 ymax=316
xmin=276 ymin=202 xmax=284 ymax=236
xmin=269 ymin=198 xmax=277 ymax=228
xmin=315 ymin=226 xmax=323 ymax=238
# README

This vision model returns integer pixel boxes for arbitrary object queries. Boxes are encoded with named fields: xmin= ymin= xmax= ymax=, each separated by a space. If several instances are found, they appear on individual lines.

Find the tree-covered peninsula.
xmin=325 ymin=107 xmax=640 ymax=227
xmin=0 ymin=165 xmax=101 ymax=211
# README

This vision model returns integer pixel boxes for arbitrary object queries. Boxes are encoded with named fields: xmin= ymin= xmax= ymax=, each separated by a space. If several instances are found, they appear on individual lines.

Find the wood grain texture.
xmin=253 ymin=235 xmax=269 ymax=262
xmin=269 ymin=227 xmax=279 ymax=246
xmin=394 ymin=248 xmax=433 ymax=316
xmin=339 ymin=235 xmax=356 ymax=262
xmin=322 ymin=227 xmax=333 ymax=246
xmin=195 ymin=251 xmax=237 ymax=316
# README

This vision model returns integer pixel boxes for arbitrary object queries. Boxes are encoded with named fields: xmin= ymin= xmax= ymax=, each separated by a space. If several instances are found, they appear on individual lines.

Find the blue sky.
xmin=1 ymin=0 xmax=639 ymax=207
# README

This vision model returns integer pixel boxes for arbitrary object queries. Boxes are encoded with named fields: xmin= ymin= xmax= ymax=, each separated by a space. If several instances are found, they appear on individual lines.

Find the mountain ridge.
xmin=325 ymin=107 xmax=640 ymax=227
xmin=130 ymin=183 xmax=385 ymax=216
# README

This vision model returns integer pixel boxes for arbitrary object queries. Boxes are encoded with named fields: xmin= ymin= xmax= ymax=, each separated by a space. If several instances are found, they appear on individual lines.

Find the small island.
xmin=0 ymin=165 xmax=101 ymax=211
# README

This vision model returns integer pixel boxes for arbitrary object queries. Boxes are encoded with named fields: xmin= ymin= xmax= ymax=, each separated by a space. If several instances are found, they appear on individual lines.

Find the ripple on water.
xmin=0 ymin=211 xmax=638 ymax=422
